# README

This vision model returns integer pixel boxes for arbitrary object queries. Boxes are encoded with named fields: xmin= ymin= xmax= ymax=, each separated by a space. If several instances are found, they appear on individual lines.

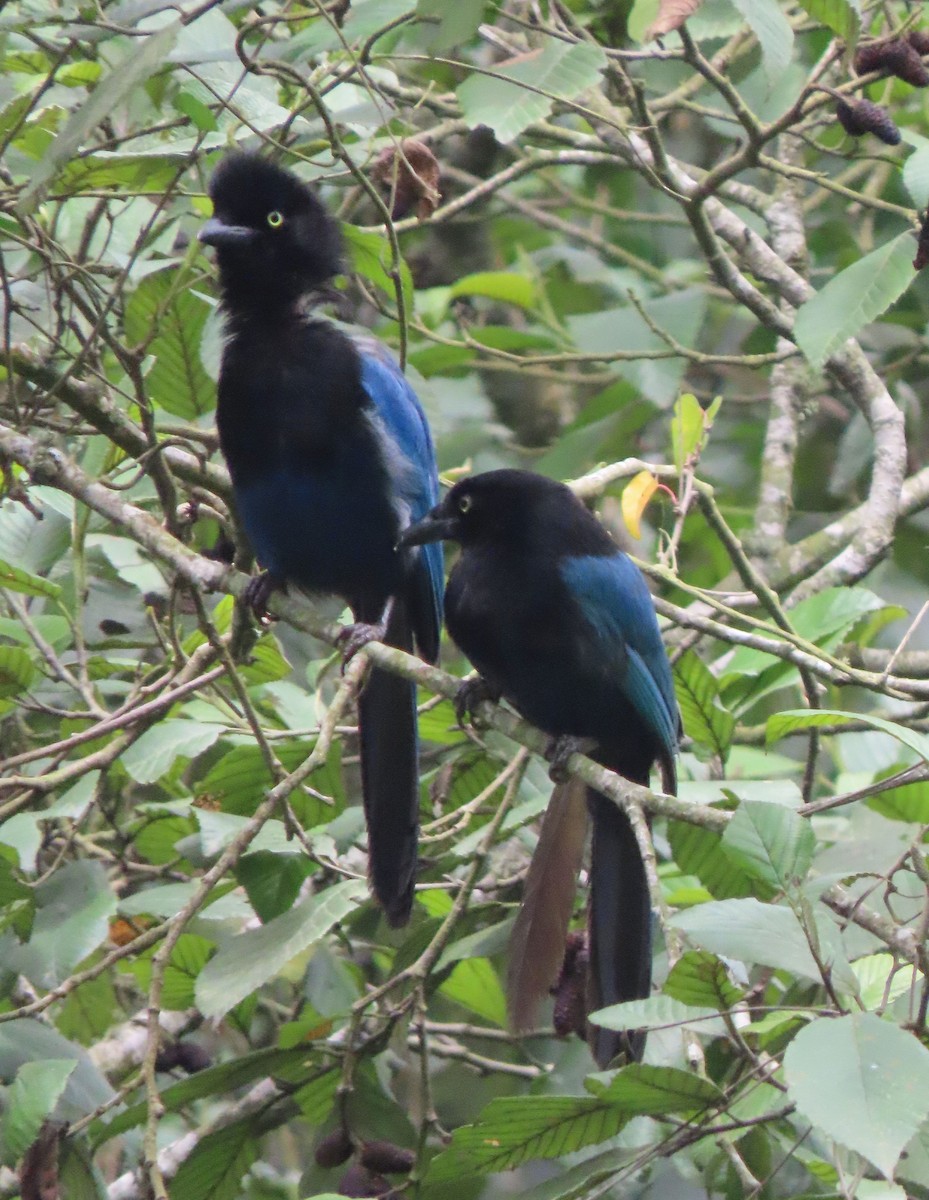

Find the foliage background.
xmin=3 ymin=0 xmax=929 ymax=1197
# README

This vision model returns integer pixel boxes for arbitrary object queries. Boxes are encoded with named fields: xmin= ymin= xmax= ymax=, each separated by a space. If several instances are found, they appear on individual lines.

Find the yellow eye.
xmin=458 ymin=494 xmax=473 ymax=514
xmin=267 ymin=210 xmax=284 ymax=228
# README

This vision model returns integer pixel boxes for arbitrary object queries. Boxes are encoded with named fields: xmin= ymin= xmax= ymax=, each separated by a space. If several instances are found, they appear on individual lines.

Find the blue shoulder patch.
xmin=559 ymin=553 xmax=678 ymax=758
xmin=356 ymin=339 xmax=443 ymax=647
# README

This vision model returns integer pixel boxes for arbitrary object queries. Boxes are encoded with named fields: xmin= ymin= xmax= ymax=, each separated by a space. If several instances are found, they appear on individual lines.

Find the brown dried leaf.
xmin=645 ymin=0 xmax=704 ymax=40
xmin=370 ymin=139 xmax=441 ymax=221
xmin=914 ymin=210 xmax=929 ymax=271
xmin=20 ymin=1121 xmax=65 ymax=1200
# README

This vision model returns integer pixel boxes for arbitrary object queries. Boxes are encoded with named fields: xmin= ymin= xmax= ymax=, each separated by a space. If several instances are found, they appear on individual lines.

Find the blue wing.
xmin=356 ymin=337 xmax=443 ymax=660
xmin=559 ymin=553 xmax=678 ymax=760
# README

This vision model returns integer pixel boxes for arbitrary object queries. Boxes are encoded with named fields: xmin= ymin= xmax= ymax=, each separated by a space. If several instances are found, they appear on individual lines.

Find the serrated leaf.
xmin=195 ymin=879 xmax=366 ymax=1019
xmin=596 ymin=1063 xmax=724 ymax=1113
xmin=169 ymin=1119 xmax=258 ymax=1200
xmin=17 ymin=23 xmax=180 ymax=214
xmin=794 ymin=233 xmax=915 ymax=369
xmin=730 ymin=0 xmax=794 ymax=86
xmin=621 ymin=471 xmax=659 ymax=540
xmin=796 ymin=0 xmax=860 ymax=39
xmin=1 ymin=1061 xmax=75 ymax=1163
xmin=457 ymin=40 xmax=607 ymax=144
xmin=767 ymin=709 xmax=929 ymax=764
xmin=673 ymin=651 xmax=734 ymax=760
xmin=663 ymin=949 xmax=742 ymax=1010
xmin=785 ymin=1014 xmax=929 ymax=1178
xmin=721 ymin=800 xmax=815 ymax=892
xmin=425 ymin=1095 xmax=627 ymax=1182
xmin=669 ymin=821 xmax=758 ymax=900
xmin=0 ymin=557 xmax=61 ymax=599
xmin=125 ymin=270 xmax=214 ymax=419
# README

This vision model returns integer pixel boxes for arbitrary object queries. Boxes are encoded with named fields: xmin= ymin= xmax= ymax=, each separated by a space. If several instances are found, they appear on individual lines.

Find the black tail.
xmin=585 ymin=789 xmax=652 ymax=1066
xmin=358 ymin=603 xmax=419 ymax=927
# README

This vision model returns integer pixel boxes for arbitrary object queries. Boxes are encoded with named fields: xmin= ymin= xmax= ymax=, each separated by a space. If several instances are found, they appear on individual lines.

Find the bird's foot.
xmin=336 ymin=620 xmax=386 ymax=666
xmin=545 ymin=735 xmax=597 ymax=783
xmin=243 ymin=571 xmax=284 ymax=624
xmin=454 ymin=676 xmax=501 ymax=727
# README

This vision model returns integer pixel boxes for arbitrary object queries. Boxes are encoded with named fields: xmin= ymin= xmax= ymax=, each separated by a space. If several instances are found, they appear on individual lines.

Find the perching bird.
xmin=199 ymin=152 xmax=443 ymax=927
xmin=401 ymin=469 xmax=679 ymax=1064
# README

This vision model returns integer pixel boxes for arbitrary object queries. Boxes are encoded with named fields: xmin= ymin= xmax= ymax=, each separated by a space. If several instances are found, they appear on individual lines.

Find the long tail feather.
xmin=586 ymin=789 xmax=652 ymax=1067
xmin=507 ymin=778 xmax=588 ymax=1032
xmin=358 ymin=604 xmax=419 ymax=927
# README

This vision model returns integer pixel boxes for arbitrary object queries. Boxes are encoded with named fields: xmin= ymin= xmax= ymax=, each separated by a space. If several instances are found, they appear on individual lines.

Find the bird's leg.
xmin=545 ymin=734 xmax=598 ymax=783
xmin=337 ymin=597 xmax=394 ymax=665
xmin=454 ymin=675 xmax=501 ymax=727
xmin=243 ymin=571 xmax=286 ymax=623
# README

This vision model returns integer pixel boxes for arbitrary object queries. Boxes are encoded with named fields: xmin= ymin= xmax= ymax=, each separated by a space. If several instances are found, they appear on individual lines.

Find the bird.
xmin=400 ymin=469 xmax=679 ymax=1064
xmin=199 ymin=151 xmax=443 ymax=927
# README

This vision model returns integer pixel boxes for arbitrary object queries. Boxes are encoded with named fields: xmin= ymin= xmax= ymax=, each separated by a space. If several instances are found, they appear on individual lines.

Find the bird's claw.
xmin=337 ymin=621 xmax=385 ymax=667
xmin=243 ymin=571 xmax=283 ymax=624
xmin=453 ymin=676 xmax=501 ymax=727
xmin=545 ymin=735 xmax=595 ymax=783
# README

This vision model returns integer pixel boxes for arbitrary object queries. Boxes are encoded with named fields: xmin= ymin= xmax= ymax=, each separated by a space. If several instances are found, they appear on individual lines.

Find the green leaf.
xmin=721 ymin=800 xmax=815 ymax=893
xmin=591 ymin=995 xmax=723 ymax=1035
xmin=8 ymin=861 xmax=116 ymax=988
xmin=195 ymin=879 xmax=366 ymax=1019
xmin=237 ymin=850 xmax=312 ymax=923
xmin=568 ymin=290 xmax=706 ymax=408
xmin=124 ymin=270 xmax=214 ymax=419
xmin=796 ymin=0 xmax=860 ymax=39
xmin=794 ymin=233 xmax=915 ymax=369
xmin=1 ymin=1059 xmax=75 ymax=1163
xmin=784 ymin=1014 xmax=929 ymax=1178
xmin=120 ymin=720 xmax=225 ymax=785
xmin=851 ymin=954 xmax=917 ymax=1009
xmin=426 ymin=1095 xmax=627 ymax=1181
xmin=416 ymin=0 xmax=485 ymax=51
xmin=17 ymin=23 xmax=180 ymax=214
xmin=342 ymin=225 xmax=414 ymax=316
xmin=0 ymin=645 xmax=35 ymax=698
xmin=668 ymin=820 xmax=758 ymax=900
xmin=440 ymin=957 xmax=507 ymax=1026
xmin=663 ymin=950 xmax=742 ymax=1010
xmin=671 ymin=897 xmax=855 ymax=990
xmin=673 ymin=651 xmax=734 ymax=760
xmin=448 ymin=271 xmax=536 ymax=309
xmin=162 ymin=934 xmax=214 ymax=1010
xmin=902 ymin=131 xmax=929 ymax=208
xmin=767 ymin=709 xmax=929 ymax=764
xmin=0 ymin=557 xmax=61 ymax=599
xmin=457 ymin=40 xmax=607 ymax=144
xmin=596 ymin=1063 xmax=724 ymax=1113
xmin=169 ymin=1119 xmax=258 ymax=1200
xmin=729 ymin=0 xmax=794 ymax=86
xmin=671 ymin=392 xmax=706 ymax=475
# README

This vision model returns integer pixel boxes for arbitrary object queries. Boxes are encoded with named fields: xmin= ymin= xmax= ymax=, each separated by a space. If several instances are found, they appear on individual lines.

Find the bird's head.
xmin=199 ymin=153 xmax=344 ymax=311
xmin=400 ymin=469 xmax=589 ymax=551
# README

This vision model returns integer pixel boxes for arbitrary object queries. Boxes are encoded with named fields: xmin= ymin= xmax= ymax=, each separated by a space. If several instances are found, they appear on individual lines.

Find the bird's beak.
xmin=198 ymin=217 xmax=258 ymax=247
xmin=398 ymin=511 xmax=457 ymax=547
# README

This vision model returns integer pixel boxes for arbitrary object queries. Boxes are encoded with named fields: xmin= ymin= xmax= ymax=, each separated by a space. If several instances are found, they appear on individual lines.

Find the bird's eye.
xmin=267 ymin=210 xmax=284 ymax=228
xmin=457 ymin=494 xmax=473 ymax=514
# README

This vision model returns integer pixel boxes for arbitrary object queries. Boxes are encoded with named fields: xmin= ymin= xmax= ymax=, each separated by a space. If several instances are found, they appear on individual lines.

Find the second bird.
xmin=200 ymin=153 xmax=443 ymax=927
xmin=402 ymin=469 xmax=679 ymax=1065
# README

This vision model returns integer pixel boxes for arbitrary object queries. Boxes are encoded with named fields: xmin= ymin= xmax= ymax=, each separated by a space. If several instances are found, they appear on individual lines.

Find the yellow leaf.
xmin=622 ymin=470 xmax=660 ymax=540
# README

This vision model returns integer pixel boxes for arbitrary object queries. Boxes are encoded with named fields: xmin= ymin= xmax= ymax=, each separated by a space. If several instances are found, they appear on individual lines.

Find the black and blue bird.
xmin=401 ymin=469 xmax=679 ymax=1064
xmin=199 ymin=153 xmax=443 ymax=927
